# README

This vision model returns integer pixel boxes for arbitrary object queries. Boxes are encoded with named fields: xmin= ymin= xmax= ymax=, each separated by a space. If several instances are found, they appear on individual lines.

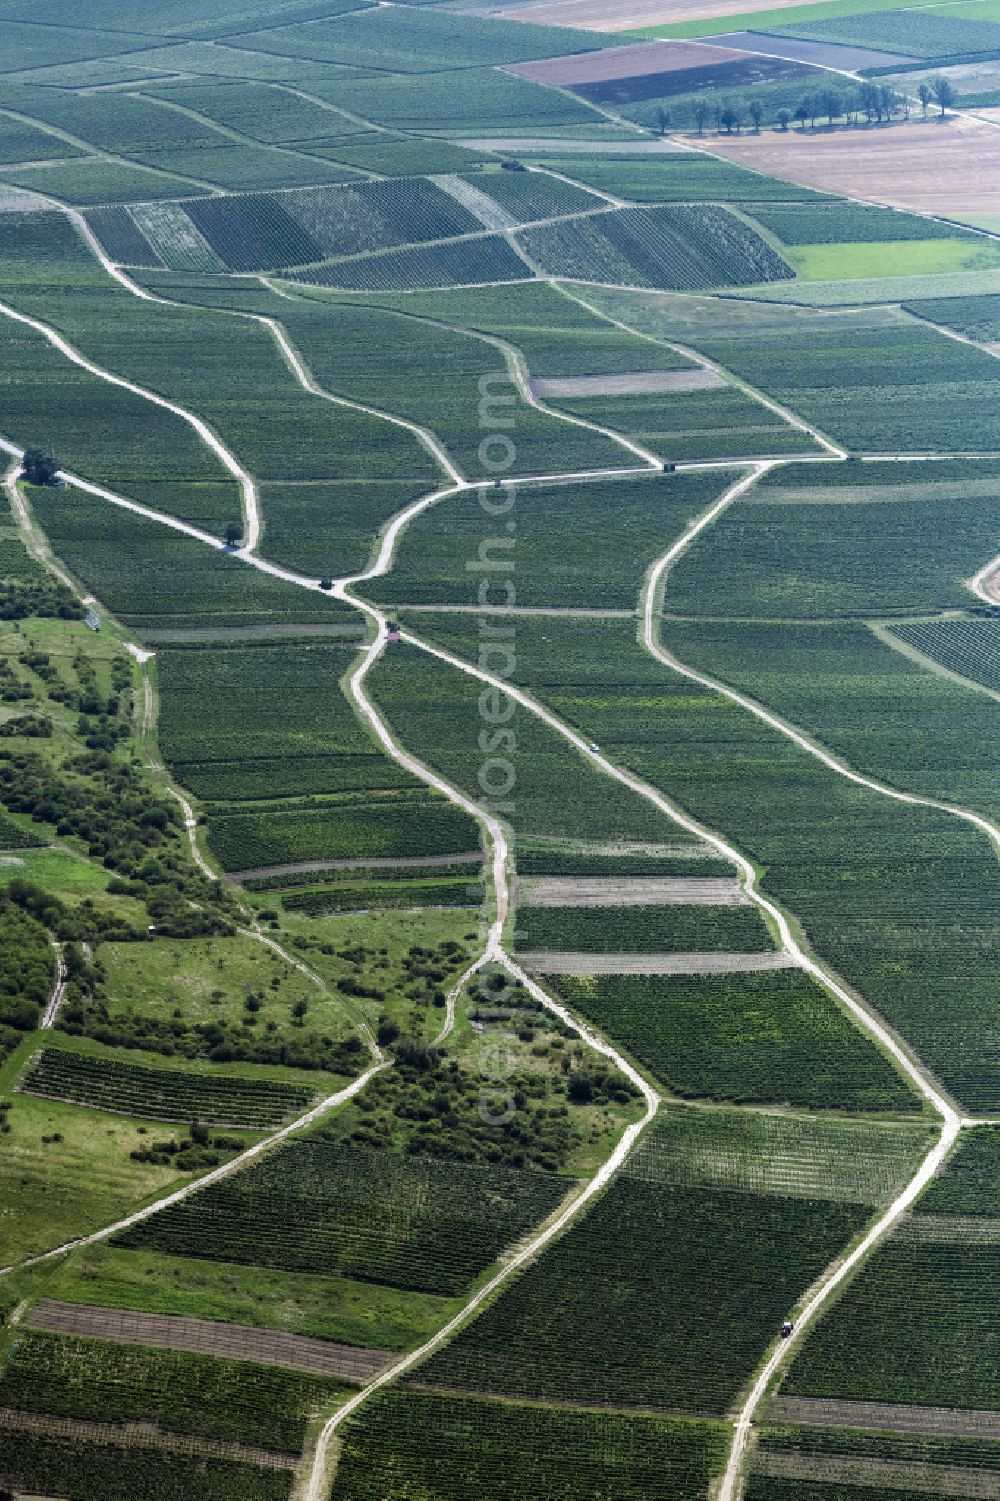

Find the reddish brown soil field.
xmin=507 ymin=38 xmax=750 ymax=84
xmin=27 ymin=1300 xmax=394 ymax=1383
xmin=706 ymin=118 xmax=1000 ymax=216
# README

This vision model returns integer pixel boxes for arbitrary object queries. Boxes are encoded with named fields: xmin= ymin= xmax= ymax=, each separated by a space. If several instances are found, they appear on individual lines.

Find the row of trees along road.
xmin=657 ymin=73 xmax=956 ymax=136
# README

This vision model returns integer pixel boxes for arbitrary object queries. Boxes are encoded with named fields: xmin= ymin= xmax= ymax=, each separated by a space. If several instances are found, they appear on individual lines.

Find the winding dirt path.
xmin=0 ymin=296 xmax=260 ymax=550
xmin=39 ymin=942 xmax=67 ymax=1029
xmin=7 ymin=206 xmax=1000 ymax=1501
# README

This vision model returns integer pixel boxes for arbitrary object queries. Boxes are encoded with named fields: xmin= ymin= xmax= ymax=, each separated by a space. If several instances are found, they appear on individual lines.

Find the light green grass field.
xmin=734 ymin=266 xmax=1000 ymax=303
xmin=32 ymin=1242 xmax=462 ymax=1351
xmin=100 ymin=932 xmax=355 ymax=1046
xmin=0 ymin=1094 xmax=206 ymax=1265
xmin=787 ymin=238 xmax=1000 ymax=281
xmin=634 ymin=0 xmax=915 ymax=39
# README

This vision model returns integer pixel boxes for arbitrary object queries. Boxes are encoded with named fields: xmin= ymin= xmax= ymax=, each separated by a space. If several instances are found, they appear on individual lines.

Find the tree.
xmin=656 ymin=105 xmax=672 ymax=135
xmin=776 ymin=106 xmax=792 ymax=131
xmin=818 ymin=86 xmax=842 ymax=125
xmin=567 ymin=1070 xmax=594 ymax=1104
xmin=918 ymin=80 xmax=933 ymax=117
xmin=693 ymin=99 xmax=710 ymax=134
xmin=879 ymin=85 xmax=898 ymax=122
xmin=932 ymin=75 xmax=956 ymax=116
xmin=859 ymin=80 xmax=880 ymax=123
xmin=20 ymin=449 xmax=58 ymax=486
xmin=224 ymin=521 xmax=242 ymax=547
xmin=793 ymin=100 xmax=810 ymax=129
xmin=748 ymin=97 xmax=764 ymax=132
xmin=720 ymin=104 xmax=742 ymax=134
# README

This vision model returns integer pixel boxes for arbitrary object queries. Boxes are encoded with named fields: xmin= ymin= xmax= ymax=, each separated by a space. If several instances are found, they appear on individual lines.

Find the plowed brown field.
xmin=707 ymin=118 xmax=1000 ymax=216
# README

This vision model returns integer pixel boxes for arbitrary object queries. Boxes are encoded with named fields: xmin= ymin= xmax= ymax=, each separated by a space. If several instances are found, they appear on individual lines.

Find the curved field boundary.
xmin=555 ymin=281 xmax=848 ymax=458
xmin=68 ymin=206 xmax=465 ymax=493
xmin=8 ymin=201 xmax=999 ymax=1501
xmin=283 ymin=293 xmax=665 ymax=473
xmin=646 ymin=552 xmax=1000 ymax=859
xmin=0 ymin=294 xmax=260 ymax=549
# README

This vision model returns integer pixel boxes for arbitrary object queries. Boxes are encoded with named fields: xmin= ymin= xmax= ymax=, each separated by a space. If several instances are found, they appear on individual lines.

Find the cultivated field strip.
xmin=4 ymin=189 xmax=999 ymax=1501
xmin=752 ymin=1449 xmax=1000 ymax=1496
xmin=528 ymin=949 xmax=799 ymax=973
xmin=517 ymin=875 xmax=748 ymax=905
xmin=0 ymin=292 xmax=261 ymax=549
xmin=771 ymin=1396 xmax=1000 ymax=1440
xmin=17 ymin=1047 xmax=318 ymax=1128
xmin=26 ymin=1301 xmax=395 ymax=1382
xmin=0 ymin=1405 xmax=299 ymax=1470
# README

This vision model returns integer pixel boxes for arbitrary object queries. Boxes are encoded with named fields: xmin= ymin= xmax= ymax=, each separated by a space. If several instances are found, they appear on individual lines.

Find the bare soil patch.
xmin=770 ymin=1395 xmax=1000 ymax=1440
xmin=754 ymin=1451 xmax=1000 ymax=1498
xmin=526 ymin=949 xmax=795 ymax=972
xmin=507 ymin=38 xmax=750 ymax=84
xmin=27 ymin=1300 xmax=394 ymax=1384
xmin=707 ymin=118 xmax=1000 ymax=216
xmin=519 ymin=875 xmax=747 ymax=904
xmin=531 ymin=369 xmax=726 ymax=396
